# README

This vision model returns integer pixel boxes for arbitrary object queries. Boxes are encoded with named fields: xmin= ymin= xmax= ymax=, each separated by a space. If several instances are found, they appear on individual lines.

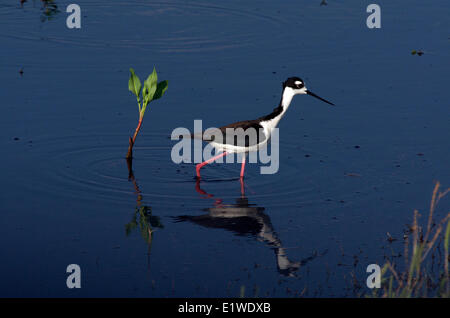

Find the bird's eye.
xmin=294 ymin=80 xmax=303 ymax=88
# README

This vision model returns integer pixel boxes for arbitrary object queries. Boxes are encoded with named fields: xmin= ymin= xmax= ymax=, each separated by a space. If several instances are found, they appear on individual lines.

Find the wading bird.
xmin=194 ymin=77 xmax=334 ymax=178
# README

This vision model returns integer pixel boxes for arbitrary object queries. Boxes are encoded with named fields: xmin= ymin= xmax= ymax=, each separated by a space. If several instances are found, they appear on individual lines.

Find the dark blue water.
xmin=0 ymin=0 xmax=449 ymax=297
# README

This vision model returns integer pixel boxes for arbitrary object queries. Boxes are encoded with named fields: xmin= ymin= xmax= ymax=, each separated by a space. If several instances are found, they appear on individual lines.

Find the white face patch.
xmin=295 ymin=80 xmax=302 ymax=85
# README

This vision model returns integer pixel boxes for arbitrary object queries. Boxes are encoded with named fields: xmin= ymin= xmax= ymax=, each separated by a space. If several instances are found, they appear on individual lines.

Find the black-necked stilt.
xmin=175 ymin=181 xmax=305 ymax=277
xmin=194 ymin=77 xmax=334 ymax=178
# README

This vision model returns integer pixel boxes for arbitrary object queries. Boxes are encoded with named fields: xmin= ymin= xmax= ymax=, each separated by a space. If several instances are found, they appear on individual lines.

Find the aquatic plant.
xmin=370 ymin=182 xmax=450 ymax=298
xmin=126 ymin=67 xmax=168 ymax=159
xmin=411 ymin=50 xmax=424 ymax=56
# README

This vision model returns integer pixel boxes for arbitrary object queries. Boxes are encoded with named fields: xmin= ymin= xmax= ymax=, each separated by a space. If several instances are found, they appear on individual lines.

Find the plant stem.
xmin=126 ymin=116 xmax=143 ymax=159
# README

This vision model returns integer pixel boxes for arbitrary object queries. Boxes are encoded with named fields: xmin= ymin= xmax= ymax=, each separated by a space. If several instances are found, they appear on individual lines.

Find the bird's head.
xmin=283 ymin=77 xmax=334 ymax=105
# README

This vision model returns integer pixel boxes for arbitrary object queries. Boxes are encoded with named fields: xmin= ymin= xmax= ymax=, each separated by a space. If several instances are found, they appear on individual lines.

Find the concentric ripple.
xmin=0 ymin=0 xmax=288 ymax=53
xmin=11 ymin=131 xmax=379 ymax=210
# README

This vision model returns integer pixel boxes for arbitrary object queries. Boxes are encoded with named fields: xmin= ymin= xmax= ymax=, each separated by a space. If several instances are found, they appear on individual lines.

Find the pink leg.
xmin=240 ymin=155 xmax=246 ymax=178
xmin=240 ymin=178 xmax=245 ymax=197
xmin=195 ymin=179 xmax=213 ymax=197
xmin=196 ymin=152 xmax=228 ymax=178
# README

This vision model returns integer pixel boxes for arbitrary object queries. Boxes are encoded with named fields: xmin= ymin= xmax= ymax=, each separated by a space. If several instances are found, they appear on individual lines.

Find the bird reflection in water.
xmin=175 ymin=179 xmax=322 ymax=277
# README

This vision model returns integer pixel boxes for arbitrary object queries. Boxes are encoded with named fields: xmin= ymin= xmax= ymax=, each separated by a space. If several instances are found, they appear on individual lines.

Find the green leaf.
xmin=144 ymin=68 xmax=158 ymax=103
xmin=128 ymin=68 xmax=142 ymax=98
xmin=142 ymin=85 xmax=148 ymax=101
xmin=153 ymin=80 xmax=169 ymax=100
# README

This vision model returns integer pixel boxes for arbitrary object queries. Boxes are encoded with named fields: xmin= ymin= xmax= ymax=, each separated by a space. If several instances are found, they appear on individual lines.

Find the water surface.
xmin=0 ymin=0 xmax=449 ymax=297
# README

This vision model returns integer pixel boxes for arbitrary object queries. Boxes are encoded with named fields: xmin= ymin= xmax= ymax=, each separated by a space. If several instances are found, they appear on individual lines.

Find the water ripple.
xmin=0 ymin=0 xmax=288 ymax=53
xmin=13 ymin=132 xmax=374 ymax=210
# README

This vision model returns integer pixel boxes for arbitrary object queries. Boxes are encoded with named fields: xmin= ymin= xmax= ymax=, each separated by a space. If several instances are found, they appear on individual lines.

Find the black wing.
xmin=201 ymin=119 xmax=268 ymax=147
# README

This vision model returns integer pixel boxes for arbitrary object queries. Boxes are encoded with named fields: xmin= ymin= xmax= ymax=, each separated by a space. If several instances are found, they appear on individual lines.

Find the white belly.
xmin=210 ymin=134 xmax=270 ymax=154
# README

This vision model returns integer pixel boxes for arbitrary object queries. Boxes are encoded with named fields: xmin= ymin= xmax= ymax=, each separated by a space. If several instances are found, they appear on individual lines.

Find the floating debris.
xmin=345 ymin=172 xmax=361 ymax=177
xmin=411 ymin=50 xmax=424 ymax=56
xmin=386 ymin=232 xmax=397 ymax=243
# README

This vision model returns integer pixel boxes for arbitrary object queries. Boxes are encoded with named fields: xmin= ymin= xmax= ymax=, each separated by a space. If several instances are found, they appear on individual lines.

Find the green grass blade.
xmin=445 ymin=219 xmax=450 ymax=252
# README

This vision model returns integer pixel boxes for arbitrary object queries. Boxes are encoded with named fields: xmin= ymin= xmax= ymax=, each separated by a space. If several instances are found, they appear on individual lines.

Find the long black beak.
xmin=306 ymin=90 xmax=334 ymax=106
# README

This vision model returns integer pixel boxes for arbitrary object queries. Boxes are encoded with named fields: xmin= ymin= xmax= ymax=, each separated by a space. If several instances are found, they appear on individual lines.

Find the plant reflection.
xmin=125 ymin=206 xmax=163 ymax=244
xmin=175 ymin=180 xmax=323 ymax=277
xmin=40 ymin=0 xmax=60 ymax=22
xmin=19 ymin=0 xmax=61 ymax=22
xmin=125 ymin=159 xmax=163 ymax=258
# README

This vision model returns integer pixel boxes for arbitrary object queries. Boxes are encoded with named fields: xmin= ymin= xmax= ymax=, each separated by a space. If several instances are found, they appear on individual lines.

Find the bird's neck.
xmin=260 ymin=87 xmax=295 ymax=125
xmin=280 ymin=87 xmax=295 ymax=109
